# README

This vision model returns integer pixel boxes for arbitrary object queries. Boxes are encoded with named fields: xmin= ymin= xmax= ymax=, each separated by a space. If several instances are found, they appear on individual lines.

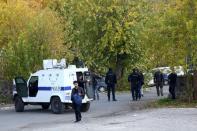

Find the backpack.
xmin=73 ymin=94 xmax=82 ymax=105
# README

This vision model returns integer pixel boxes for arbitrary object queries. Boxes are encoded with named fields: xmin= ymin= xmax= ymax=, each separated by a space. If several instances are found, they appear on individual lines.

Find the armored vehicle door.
xmin=14 ymin=77 xmax=28 ymax=97
xmin=84 ymin=71 xmax=94 ymax=99
xmin=28 ymin=76 xmax=38 ymax=97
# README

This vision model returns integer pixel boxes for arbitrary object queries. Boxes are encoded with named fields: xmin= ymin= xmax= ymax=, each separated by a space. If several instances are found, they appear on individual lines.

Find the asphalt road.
xmin=0 ymin=86 xmax=197 ymax=131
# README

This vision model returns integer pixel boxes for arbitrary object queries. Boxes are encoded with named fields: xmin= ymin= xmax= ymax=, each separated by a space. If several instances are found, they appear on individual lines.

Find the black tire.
xmin=15 ymin=96 xmax=24 ymax=112
xmin=41 ymin=103 xmax=50 ymax=110
xmin=51 ymin=97 xmax=63 ymax=114
xmin=81 ymin=102 xmax=90 ymax=112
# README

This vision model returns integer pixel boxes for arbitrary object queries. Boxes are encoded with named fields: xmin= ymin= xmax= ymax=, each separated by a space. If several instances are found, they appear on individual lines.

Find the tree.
xmin=141 ymin=0 xmax=196 ymax=69
xmin=51 ymin=0 xmax=148 ymax=82
xmin=141 ymin=0 xmax=197 ymax=101
xmin=0 ymin=0 xmax=71 ymax=80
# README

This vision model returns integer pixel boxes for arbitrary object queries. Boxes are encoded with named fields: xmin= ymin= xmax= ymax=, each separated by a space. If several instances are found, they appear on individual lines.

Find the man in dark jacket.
xmin=105 ymin=68 xmax=117 ymax=101
xmin=154 ymin=70 xmax=164 ymax=96
xmin=71 ymin=81 xmax=85 ymax=122
xmin=168 ymin=70 xmax=177 ymax=99
xmin=77 ymin=75 xmax=86 ymax=92
xmin=92 ymin=73 xmax=99 ymax=100
xmin=128 ymin=68 xmax=141 ymax=101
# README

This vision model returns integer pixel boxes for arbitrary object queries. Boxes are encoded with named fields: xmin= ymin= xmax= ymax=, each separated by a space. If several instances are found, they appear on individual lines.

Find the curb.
xmin=0 ymin=104 xmax=14 ymax=110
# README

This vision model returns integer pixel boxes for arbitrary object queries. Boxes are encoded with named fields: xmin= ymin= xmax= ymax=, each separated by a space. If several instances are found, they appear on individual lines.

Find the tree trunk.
xmin=186 ymin=74 xmax=194 ymax=103
xmin=115 ymin=54 xmax=124 ymax=80
xmin=114 ymin=54 xmax=126 ymax=89
xmin=193 ymin=71 xmax=197 ymax=100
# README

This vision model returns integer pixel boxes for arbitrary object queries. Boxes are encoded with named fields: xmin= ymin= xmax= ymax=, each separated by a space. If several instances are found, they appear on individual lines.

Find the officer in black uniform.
xmin=105 ymin=68 xmax=117 ymax=101
xmin=168 ymin=70 xmax=177 ymax=99
xmin=128 ymin=68 xmax=141 ymax=101
xmin=92 ymin=73 xmax=99 ymax=100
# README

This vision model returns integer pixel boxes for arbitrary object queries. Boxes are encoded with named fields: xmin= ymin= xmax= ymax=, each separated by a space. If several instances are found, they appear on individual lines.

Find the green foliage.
xmin=0 ymin=95 xmax=12 ymax=104
xmin=50 ymin=0 xmax=149 ymax=80
xmin=0 ymin=1 xmax=71 ymax=80
xmin=140 ymin=0 xmax=197 ymax=101
xmin=141 ymin=0 xmax=197 ymax=70
xmin=0 ymin=0 xmax=196 ymax=93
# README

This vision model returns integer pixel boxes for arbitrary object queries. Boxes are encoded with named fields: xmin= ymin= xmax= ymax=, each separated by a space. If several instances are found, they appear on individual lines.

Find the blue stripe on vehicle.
xmin=61 ymin=86 xmax=71 ymax=91
xmin=38 ymin=86 xmax=71 ymax=91
xmin=38 ymin=87 xmax=51 ymax=90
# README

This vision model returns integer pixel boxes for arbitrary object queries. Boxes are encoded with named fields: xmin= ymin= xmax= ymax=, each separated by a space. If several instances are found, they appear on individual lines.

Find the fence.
xmin=176 ymin=71 xmax=197 ymax=101
xmin=0 ymin=80 xmax=12 ymax=103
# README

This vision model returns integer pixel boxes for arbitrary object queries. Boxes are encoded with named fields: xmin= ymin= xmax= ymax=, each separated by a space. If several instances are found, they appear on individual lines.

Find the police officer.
xmin=105 ymin=68 xmax=117 ymax=101
xmin=154 ymin=70 xmax=164 ymax=96
xmin=92 ymin=73 xmax=99 ymax=100
xmin=71 ymin=81 xmax=85 ymax=122
xmin=168 ymin=69 xmax=177 ymax=99
xmin=128 ymin=68 xmax=141 ymax=101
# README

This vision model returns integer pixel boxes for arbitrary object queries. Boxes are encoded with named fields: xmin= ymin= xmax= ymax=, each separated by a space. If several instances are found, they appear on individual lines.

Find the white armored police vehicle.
xmin=13 ymin=59 xmax=93 ymax=114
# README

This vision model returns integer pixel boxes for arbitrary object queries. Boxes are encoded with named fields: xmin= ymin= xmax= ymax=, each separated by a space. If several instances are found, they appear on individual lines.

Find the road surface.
xmin=0 ymin=86 xmax=197 ymax=131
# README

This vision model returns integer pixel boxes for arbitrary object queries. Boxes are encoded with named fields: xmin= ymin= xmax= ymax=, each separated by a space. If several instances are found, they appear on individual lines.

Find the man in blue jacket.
xmin=71 ymin=81 xmax=84 ymax=122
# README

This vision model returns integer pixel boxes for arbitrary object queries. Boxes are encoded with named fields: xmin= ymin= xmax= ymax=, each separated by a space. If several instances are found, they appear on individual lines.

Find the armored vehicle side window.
xmin=14 ymin=77 xmax=28 ymax=97
xmin=16 ymin=79 xmax=25 ymax=84
xmin=28 ymin=76 xmax=38 ymax=97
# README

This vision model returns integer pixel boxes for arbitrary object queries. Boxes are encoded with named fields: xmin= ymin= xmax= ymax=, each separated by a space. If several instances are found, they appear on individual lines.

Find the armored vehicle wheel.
xmin=81 ymin=102 xmax=90 ymax=112
xmin=41 ymin=103 xmax=50 ymax=110
xmin=51 ymin=97 xmax=63 ymax=114
xmin=15 ymin=96 xmax=24 ymax=112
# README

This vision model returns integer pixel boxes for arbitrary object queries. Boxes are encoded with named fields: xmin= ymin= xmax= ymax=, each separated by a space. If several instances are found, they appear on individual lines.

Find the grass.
xmin=150 ymin=98 xmax=197 ymax=108
xmin=0 ymin=95 xmax=12 ymax=105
